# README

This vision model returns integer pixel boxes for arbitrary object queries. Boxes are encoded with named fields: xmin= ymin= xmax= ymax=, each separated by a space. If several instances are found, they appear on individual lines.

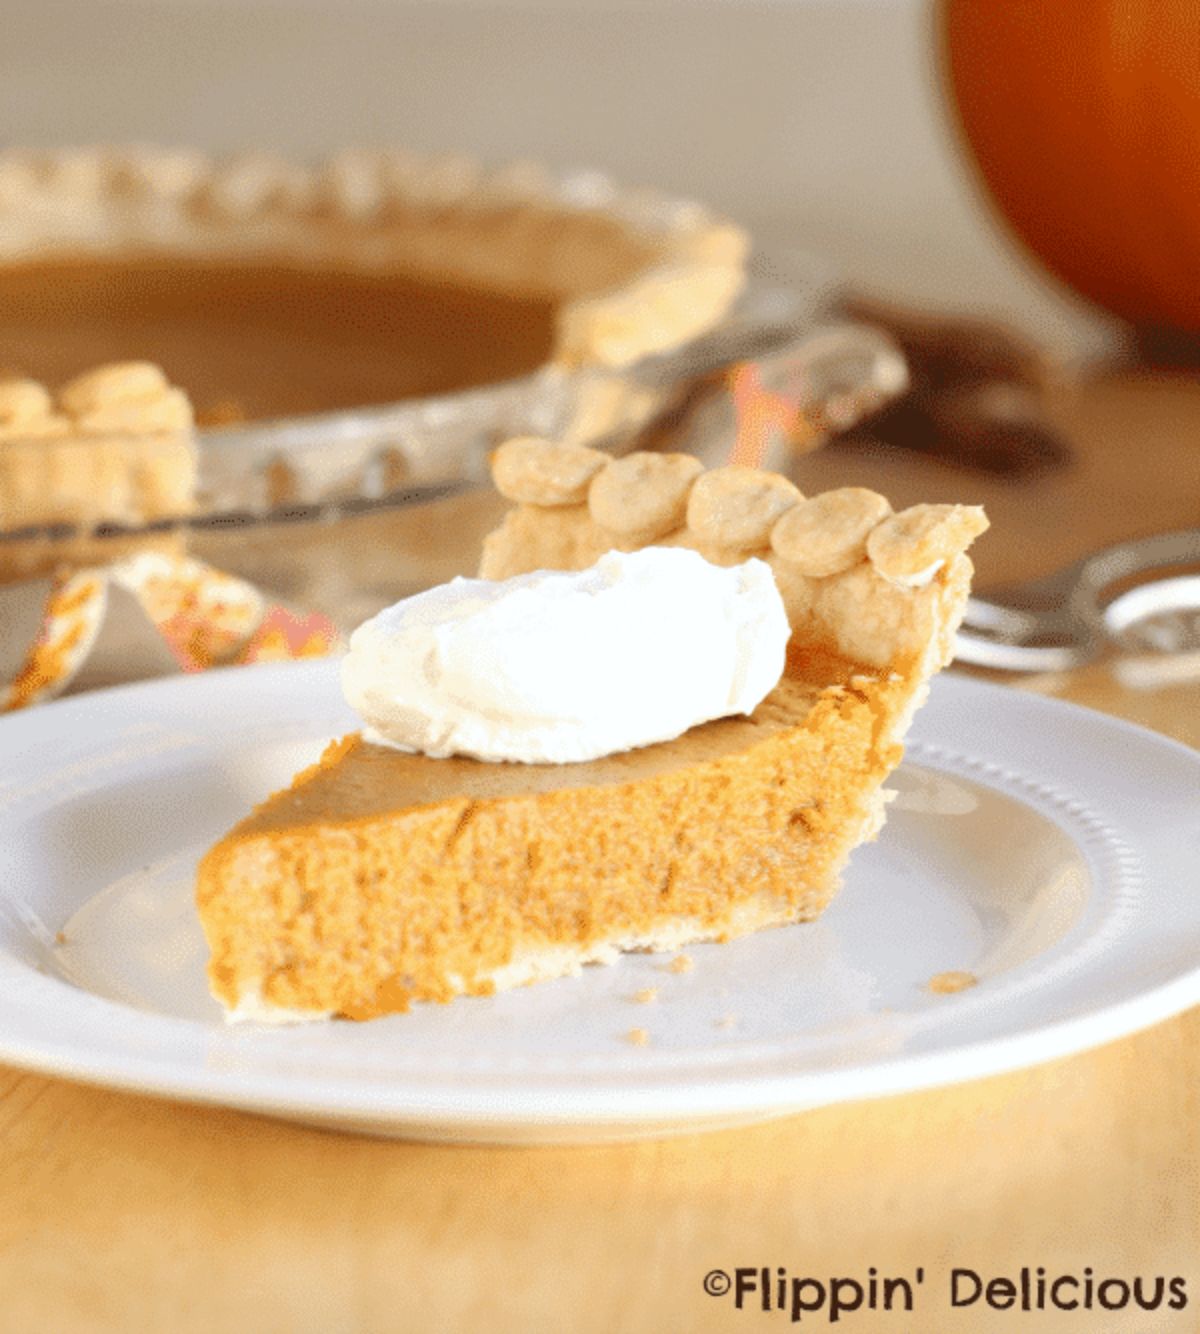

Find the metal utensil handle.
xmin=958 ymin=526 xmax=1200 ymax=672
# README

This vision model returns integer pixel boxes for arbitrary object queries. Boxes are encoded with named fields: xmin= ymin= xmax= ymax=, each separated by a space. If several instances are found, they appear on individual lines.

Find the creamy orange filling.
xmin=0 ymin=257 xmax=560 ymax=421
xmin=196 ymin=661 xmax=912 ymax=1019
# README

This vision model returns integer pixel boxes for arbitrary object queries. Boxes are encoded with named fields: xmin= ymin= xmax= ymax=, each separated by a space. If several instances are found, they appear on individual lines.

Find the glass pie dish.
xmin=0 ymin=148 xmax=905 ymax=625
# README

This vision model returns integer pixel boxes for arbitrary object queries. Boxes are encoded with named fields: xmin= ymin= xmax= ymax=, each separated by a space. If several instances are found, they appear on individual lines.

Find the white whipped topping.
xmin=340 ymin=547 xmax=789 ymax=764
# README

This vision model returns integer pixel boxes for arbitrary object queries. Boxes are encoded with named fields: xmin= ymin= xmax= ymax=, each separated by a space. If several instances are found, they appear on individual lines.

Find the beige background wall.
xmin=1 ymin=0 xmax=1115 ymax=355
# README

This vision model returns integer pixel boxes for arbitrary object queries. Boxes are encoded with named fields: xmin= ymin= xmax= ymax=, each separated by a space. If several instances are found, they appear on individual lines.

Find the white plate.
xmin=0 ymin=663 xmax=1198 ymax=1143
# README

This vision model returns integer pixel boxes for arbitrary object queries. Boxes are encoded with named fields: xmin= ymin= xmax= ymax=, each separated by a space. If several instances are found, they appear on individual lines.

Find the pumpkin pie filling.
xmin=200 ymin=656 xmax=902 ymax=1021
xmin=0 ymin=257 xmax=560 ymax=423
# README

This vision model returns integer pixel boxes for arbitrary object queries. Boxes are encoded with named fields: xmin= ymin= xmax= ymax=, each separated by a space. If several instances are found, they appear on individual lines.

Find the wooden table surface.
xmin=2 ymin=374 xmax=1198 ymax=1334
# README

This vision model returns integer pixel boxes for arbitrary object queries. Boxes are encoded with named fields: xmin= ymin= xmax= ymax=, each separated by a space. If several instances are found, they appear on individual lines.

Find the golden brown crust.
xmin=0 ymin=361 xmax=196 ymax=582
xmin=491 ymin=437 xmax=609 ymax=507
xmin=866 ymin=503 xmax=989 ymax=584
xmin=685 ymin=466 xmax=802 ymax=550
xmin=586 ymin=452 xmax=703 ymax=543
xmin=770 ymin=487 xmax=893 ymax=577
xmin=0 ymin=379 xmax=58 ymax=433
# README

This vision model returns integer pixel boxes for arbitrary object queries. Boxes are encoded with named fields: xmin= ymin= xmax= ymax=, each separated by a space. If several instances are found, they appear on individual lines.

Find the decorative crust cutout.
xmin=771 ymin=487 xmax=893 ymax=578
xmin=480 ymin=446 xmax=988 ymax=670
xmin=0 ymin=362 xmax=196 ymax=550
xmin=491 ymin=438 xmax=608 ymax=507
xmin=587 ymin=452 xmax=703 ymax=543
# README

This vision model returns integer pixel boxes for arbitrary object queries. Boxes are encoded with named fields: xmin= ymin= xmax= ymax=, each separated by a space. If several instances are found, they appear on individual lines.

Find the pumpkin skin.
xmin=941 ymin=0 xmax=1200 ymax=331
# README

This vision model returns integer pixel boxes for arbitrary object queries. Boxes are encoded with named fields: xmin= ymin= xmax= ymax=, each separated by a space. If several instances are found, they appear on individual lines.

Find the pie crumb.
xmin=632 ymin=987 xmax=659 ymax=1004
xmin=55 ymin=931 xmax=67 ymax=946
xmin=626 ymin=1027 xmax=650 ymax=1047
xmin=667 ymin=954 xmax=694 ymax=975
xmin=927 ymin=969 xmax=978 ymax=995
xmin=715 ymin=1014 xmax=737 ymax=1030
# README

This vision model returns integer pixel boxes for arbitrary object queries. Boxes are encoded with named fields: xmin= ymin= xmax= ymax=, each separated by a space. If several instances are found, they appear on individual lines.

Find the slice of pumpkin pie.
xmin=196 ymin=441 xmax=986 ymax=1022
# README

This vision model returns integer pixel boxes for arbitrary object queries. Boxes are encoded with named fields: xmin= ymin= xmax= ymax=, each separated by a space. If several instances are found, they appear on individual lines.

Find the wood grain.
xmin=1 ymin=373 xmax=1197 ymax=1334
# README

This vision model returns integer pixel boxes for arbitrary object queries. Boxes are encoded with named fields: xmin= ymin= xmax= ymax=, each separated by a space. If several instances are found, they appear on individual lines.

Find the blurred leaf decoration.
xmin=836 ymin=298 xmax=1073 ymax=479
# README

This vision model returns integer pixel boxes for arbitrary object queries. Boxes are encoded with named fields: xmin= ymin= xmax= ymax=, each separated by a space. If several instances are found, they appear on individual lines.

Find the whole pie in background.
xmin=0 ymin=147 xmax=748 ymax=425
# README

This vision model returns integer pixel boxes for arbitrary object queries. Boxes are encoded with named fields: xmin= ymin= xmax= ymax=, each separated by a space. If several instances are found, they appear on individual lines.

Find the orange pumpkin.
xmin=941 ymin=0 xmax=1200 ymax=331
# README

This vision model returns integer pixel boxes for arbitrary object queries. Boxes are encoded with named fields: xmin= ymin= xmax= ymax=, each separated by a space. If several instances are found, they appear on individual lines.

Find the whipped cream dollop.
xmin=341 ymin=547 xmax=790 ymax=764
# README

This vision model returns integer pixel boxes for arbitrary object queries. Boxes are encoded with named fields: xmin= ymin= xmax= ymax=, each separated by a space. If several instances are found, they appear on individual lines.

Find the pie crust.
xmin=0 ymin=360 xmax=195 ymax=582
xmin=196 ymin=443 xmax=987 ymax=1022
